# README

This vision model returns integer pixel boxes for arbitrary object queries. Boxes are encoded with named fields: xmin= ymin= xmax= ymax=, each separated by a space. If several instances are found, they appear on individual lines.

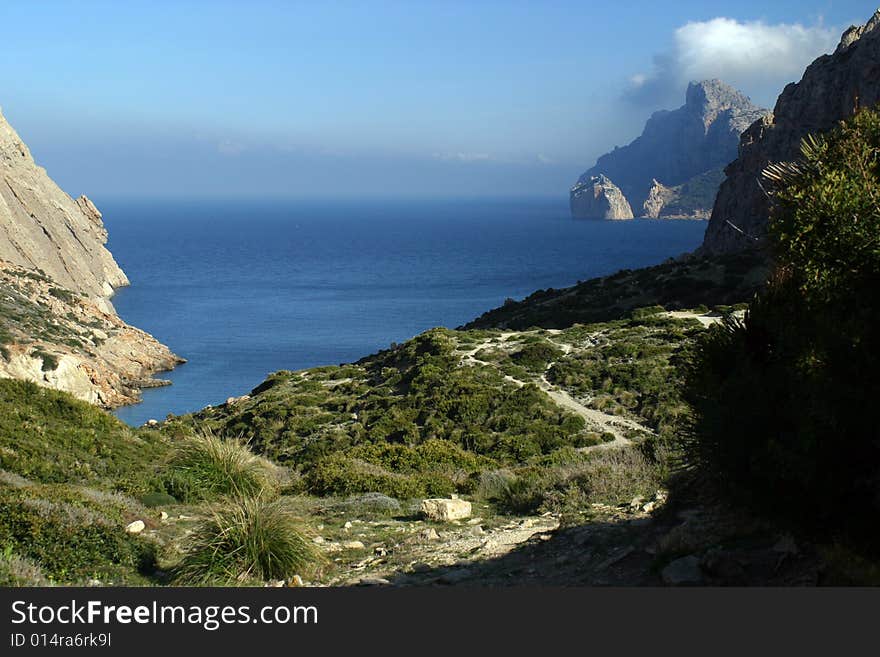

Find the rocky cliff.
xmin=702 ymin=10 xmax=880 ymax=254
xmin=0 ymin=106 xmax=182 ymax=406
xmin=569 ymin=174 xmax=634 ymax=219
xmin=571 ymin=80 xmax=768 ymax=219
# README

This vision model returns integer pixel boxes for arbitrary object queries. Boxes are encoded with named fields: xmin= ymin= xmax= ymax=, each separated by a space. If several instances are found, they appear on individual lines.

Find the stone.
xmin=570 ymin=175 xmax=634 ymax=220
xmin=146 ymin=419 xmax=159 ymax=427
xmin=341 ymin=540 xmax=365 ymax=550
xmin=702 ymin=9 xmax=880 ymax=254
xmin=159 ymin=511 xmax=169 ymax=521
xmin=661 ymin=555 xmax=704 ymax=586
xmin=357 ymin=577 xmax=390 ymax=586
xmin=125 ymin=520 xmax=145 ymax=534
xmin=417 ymin=528 xmax=441 ymax=542
xmin=420 ymin=497 xmax=472 ymax=522
xmin=287 ymin=575 xmax=304 ymax=587
xmin=343 ymin=521 xmax=353 ymax=530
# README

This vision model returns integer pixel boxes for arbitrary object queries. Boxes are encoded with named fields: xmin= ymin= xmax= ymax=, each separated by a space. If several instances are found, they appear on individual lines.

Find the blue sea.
xmin=104 ymin=199 xmax=706 ymax=426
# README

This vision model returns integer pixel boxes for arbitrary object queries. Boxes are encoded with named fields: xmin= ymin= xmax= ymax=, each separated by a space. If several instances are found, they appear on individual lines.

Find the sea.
xmin=103 ymin=198 xmax=706 ymax=426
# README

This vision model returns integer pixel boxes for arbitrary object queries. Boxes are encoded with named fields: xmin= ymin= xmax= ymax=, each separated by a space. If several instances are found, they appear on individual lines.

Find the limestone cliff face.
xmin=572 ymin=80 xmax=768 ymax=218
xmin=0 ymin=107 xmax=182 ymax=407
xmin=642 ymin=180 xmax=677 ymax=219
xmin=570 ymin=174 xmax=634 ymax=220
xmin=702 ymin=10 xmax=880 ymax=254
xmin=1 ymin=108 xmax=129 ymax=303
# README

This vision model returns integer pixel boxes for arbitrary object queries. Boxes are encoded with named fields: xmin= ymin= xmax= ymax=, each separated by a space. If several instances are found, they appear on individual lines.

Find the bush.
xmin=172 ymin=496 xmax=322 ymax=585
xmin=0 ymin=486 xmax=157 ymax=584
xmin=685 ymin=108 xmax=880 ymax=543
xmin=304 ymin=453 xmax=454 ymax=499
xmin=0 ymin=548 xmax=50 ymax=586
xmin=490 ymin=447 xmax=660 ymax=517
xmin=163 ymin=432 xmax=281 ymax=502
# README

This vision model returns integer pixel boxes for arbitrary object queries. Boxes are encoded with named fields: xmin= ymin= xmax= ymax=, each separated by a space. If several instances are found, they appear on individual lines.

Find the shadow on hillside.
xmin=381 ymin=504 xmax=823 ymax=587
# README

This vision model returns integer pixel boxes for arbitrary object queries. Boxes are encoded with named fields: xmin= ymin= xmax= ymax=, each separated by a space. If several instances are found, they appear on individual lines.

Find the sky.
xmin=0 ymin=0 xmax=875 ymax=200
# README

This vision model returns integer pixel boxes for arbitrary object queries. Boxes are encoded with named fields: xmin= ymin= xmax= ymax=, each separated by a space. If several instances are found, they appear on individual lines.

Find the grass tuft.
xmin=172 ymin=496 xmax=322 ymax=585
xmin=164 ymin=431 xmax=282 ymax=502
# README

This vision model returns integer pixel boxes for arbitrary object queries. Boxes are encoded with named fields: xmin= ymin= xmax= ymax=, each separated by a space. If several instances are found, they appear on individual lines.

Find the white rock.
xmin=420 ymin=498 xmax=472 ymax=522
xmin=159 ymin=511 xmax=169 ymax=521
xmin=125 ymin=520 xmax=145 ymax=534
xmin=341 ymin=540 xmax=365 ymax=550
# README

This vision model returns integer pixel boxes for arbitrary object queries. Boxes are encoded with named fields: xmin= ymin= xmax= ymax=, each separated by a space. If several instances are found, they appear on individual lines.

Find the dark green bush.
xmin=685 ymin=108 xmax=880 ymax=542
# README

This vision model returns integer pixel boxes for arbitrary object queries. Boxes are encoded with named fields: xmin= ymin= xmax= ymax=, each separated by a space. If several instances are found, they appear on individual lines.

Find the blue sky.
xmin=0 ymin=1 xmax=875 ymax=199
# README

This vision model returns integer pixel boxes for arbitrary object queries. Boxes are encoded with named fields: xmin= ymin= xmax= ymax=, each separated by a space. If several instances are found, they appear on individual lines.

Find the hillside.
xmin=0 ymin=107 xmax=181 ymax=405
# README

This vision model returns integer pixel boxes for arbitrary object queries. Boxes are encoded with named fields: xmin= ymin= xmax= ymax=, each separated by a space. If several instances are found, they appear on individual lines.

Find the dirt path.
xmin=663 ymin=310 xmax=744 ymax=327
xmin=459 ymin=332 xmax=652 ymax=450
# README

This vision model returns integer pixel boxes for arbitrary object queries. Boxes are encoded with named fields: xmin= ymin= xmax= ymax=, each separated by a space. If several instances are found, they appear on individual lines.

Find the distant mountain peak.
xmin=571 ymin=80 xmax=768 ymax=218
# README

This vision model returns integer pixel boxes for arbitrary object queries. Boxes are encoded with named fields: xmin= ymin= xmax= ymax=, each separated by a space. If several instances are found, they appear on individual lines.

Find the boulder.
xmin=420 ymin=498 xmax=472 ymax=522
xmin=124 ymin=520 xmax=145 ymax=535
xmin=661 ymin=555 xmax=704 ymax=586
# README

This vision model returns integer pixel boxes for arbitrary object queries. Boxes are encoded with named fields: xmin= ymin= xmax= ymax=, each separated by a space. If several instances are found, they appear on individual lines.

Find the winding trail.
xmin=459 ymin=332 xmax=653 ymax=450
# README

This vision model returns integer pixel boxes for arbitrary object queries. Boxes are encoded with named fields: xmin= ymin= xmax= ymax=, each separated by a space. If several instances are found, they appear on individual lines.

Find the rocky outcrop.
xmin=0 ymin=107 xmax=182 ymax=406
xmin=1 ymin=108 xmax=129 ymax=302
xmin=572 ymin=80 xmax=768 ymax=218
xmin=642 ymin=179 xmax=677 ymax=219
xmin=0 ymin=261 xmax=183 ymax=407
xmin=702 ymin=10 xmax=880 ymax=254
xmin=570 ymin=174 xmax=634 ymax=220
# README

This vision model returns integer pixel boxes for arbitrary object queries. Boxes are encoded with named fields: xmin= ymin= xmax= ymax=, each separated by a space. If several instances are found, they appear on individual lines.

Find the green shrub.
xmin=0 ymin=486 xmax=157 ymax=584
xmin=0 ymin=547 xmax=50 ymax=586
xmin=304 ymin=453 xmax=453 ymax=499
xmin=686 ymin=108 xmax=880 ymax=543
xmin=630 ymin=305 xmax=666 ymax=319
xmin=172 ymin=496 xmax=322 ymax=585
xmin=510 ymin=341 xmax=564 ymax=372
xmin=0 ymin=379 xmax=168 ymax=493
xmin=163 ymin=432 xmax=281 ymax=502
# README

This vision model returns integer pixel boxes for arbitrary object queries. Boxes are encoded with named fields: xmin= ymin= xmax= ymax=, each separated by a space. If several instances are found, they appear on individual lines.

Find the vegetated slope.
xmin=464 ymin=250 xmax=768 ymax=330
xmin=0 ymin=261 xmax=183 ymax=407
xmin=170 ymin=313 xmax=706 ymax=512
xmin=0 ymin=378 xmax=172 ymax=585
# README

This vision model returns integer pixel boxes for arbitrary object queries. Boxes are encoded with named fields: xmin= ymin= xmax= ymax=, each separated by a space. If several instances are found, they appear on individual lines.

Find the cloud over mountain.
xmin=625 ymin=17 xmax=838 ymax=107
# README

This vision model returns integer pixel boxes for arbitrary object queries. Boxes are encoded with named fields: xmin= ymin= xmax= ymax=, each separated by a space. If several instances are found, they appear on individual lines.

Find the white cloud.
xmin=625 ymin=17 xmax=839 ymax=106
